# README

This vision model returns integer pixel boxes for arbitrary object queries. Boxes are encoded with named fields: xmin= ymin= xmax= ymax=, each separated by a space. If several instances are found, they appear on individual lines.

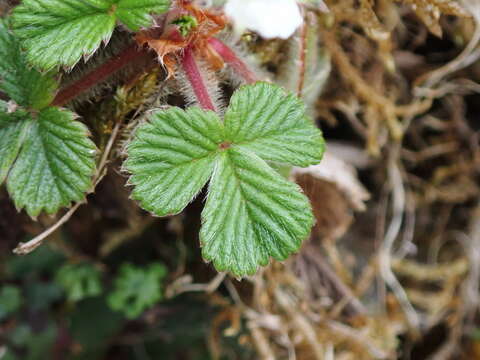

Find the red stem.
xmin=297 ymin=21 xmax=308 ymax=97
xmin=181 ymin=46 xmax=216 ymax=111
xmin=207 ymin=37 xmax=257 ymax=84
xmin=52 ymin=44 xmax=151 ymax=107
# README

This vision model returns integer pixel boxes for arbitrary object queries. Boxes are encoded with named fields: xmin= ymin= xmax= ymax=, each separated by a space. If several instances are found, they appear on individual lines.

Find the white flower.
xmin=224 ymin=0 xmax=303 ymax=39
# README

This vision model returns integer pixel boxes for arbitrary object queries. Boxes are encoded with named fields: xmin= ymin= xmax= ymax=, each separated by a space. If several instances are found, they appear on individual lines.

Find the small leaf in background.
xmin=7 ymin=107 xmax=97 ymax=218
xmin=0 ymin=19 xmax=57 ymax=110
xmin=6 ymin=245 xmax=65 ymax=279
xmin=107 ymin=263 xmax=167 ymax=319
xmin=69 ymin=297 xmax=125 ymax=359
xmin=0 ymin=285 xmax=22 ymax=320
xmin=15 ymin=323 xmax=57 ymax=360
xmin=56 ymin=263 xmax=103 ymax=302
xmin=25 ymin=282 xmax=63 ymax=311
xmin=11 ymin=0 xmax=171 ymax=71
xmin=9 ymin=325 xmax=31 ymax=347
xmin=125 ymin=82 xmax=325 ymax=276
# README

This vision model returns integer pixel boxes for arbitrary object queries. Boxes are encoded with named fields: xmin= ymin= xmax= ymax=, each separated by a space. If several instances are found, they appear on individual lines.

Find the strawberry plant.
xmin=107 ymin=262 xmax=167 ymax=318
xmin=0 ymin=18 xmax=96 ymax=218
xmin=1 ymin=0 xmax=325 ymax=277
xmin=56 ymin=262 xmax=103 ymax=302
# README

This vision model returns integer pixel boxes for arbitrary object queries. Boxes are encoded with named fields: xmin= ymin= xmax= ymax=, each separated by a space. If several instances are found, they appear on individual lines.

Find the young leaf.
xmin=0 ymin=103 xmax=30 ymax=184
xmin=56 ymin=263 xmax=103 ymax=302
xmin=7 ymin=107 xmax=96 ymax=218
xmin=124 ymin=107 xmax=223 ymax=216
xmin=0 ymin=19 xmax=57 ymax=109
xmin=201 ymin=148 xmax=314 ymax=276
xmin=107 ymin=263 xmax=167 ymax=319
xmin=224 ymin=82 xmax=324 ymax=167
xmin=11 ymin=0 xmax=171 ymax=71
xmin=125 ymin=82 xmax=325 ymax=276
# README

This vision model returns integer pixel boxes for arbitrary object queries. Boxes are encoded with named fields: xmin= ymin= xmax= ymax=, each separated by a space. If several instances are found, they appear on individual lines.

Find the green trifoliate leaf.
xmin=0 ymin=19 xmax=57 ymax=109
xmin=56 ymin=263 xmax=102 ymax=302
xmin=224 ymin=82 xmax=324 ymax=167
xmin=0 ymin=102 xmax=30 ymax=184
xmin=11 ymin=0 xmax=171 ymax=71
xmin=124 ymin=107 xmax=223 ymax=216
xmin=201 ymin=148 xmax=314 ymax=276
xmin=7 ymin=107 xmax=96 ymax=218
xmin=125 ymin=82 xmax=325 ymax=276
xmin=107 ymin=263 xmax=167 ymax=319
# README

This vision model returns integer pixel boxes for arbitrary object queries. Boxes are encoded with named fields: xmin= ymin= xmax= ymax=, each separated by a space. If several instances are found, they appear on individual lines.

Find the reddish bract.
xmin=136 ymin=0 xmax=226 ymax=78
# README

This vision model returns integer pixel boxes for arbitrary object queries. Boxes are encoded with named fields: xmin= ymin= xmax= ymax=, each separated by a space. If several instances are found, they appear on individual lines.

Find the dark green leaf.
xmin=56 ymin=263 xmax=103 ymax=302
xmin=0 ymin=19 xmax=57 ymax=109
xmin=12 ymin=0 xmax=171 ymax=70
xmin=7 ymin=107 xmax=96 ymax=218
xmin=107 ymin=263 xmax=167 ymax=319
xmin=0 ymin=285 xmax=22 ymax=319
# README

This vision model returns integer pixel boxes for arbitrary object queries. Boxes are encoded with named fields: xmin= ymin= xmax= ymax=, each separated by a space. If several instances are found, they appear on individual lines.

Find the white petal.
xmin=225 ymin=0 xmax=303 ymax=39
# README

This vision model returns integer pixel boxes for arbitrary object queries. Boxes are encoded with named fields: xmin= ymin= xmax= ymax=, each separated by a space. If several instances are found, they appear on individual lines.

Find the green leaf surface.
xmin=56 ymin=263 xmax=103 ymax=302
xmin=0 ymin=102 xmax=30 ymax=184
xmin=7 ymin=107 xmax=96 ymax=218
xmin=125 ymin=107 xmax=223 ymax=216
xmin=225 ymin=82 xmax=324 ymax=167
xmin=12 ymin=0 xmax=170 ymax=71
xmin=0 ymin=285 xmax=23 ymax=320
xmin=107 ymin=263 xmax=167 ymax=319
xmin=9 ymin=324 xmax=32 ymax=347
xmin=6 ymin=245 xmax=65 ymax=278
xmin=201 ymin=148 xmax=314 ymax=276
xmin=0 ymin=19 xmax=57 ymax=109
xmin=125 ymin=83 xmax=325 ymax=276
xmin=116 ymin=0 xmax=171 ymax=31
xmin=12 ymin=0 xmax=116 ymax=71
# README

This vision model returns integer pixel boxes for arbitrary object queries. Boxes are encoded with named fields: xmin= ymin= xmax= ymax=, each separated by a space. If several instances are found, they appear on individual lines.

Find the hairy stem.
xmin=181 ymin=46 xmax=216 ymax=111
xmin=296 ymin=21 xmax=308 ymax=97
xmin=207 ymin=37 xmax=258 ymax=84
xmin=52 ymin=44 xmax=151 ymax=107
